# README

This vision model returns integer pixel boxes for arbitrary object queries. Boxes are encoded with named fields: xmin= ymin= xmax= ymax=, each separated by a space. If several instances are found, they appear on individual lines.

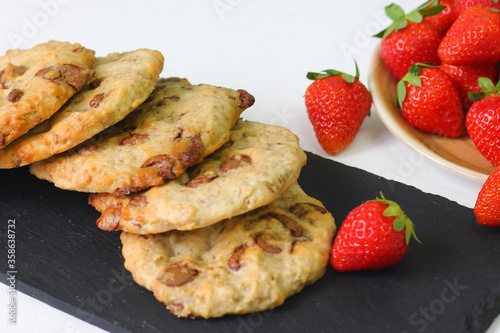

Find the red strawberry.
xmin=466 ymin=79 xmax=500 ymax=165
xmin=474 ymin=166 xmax=500 ymax=226
xmin=305 ymin=65 xmax=372 ymax=154
xmin=438 ymin=7 xmax=500 ymax=66
xmin=376 ymin=2 xmax=444 ymax=80
xmin=440 ymin=62 xmax=499 ymax=109
xmin=454 ymin=0 xmax=500 ymax=16
xmin=331 ymin=192 xmax=420 ymax=272
xmin=397 ymin=63 xmax=464 ymax=137
xmin=424 ymin=0 xmax=459 ymax=35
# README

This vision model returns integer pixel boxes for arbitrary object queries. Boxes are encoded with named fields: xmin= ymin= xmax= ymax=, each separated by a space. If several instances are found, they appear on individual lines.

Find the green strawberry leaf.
xmin=311 ymin=69 xmax=343 ymax=79
xmin=393 ymin=215 xmax=407 ymax=232
xmin=396 ymin=63 xmax=437 ymax=108
xmin=468 ymin=92 xmax=486 ymax=103
xmin=385 ymin=3 xmax=405 ymax=20
xmin=405 ymin=223 xmax=415 ymax=244
xmin=407 ymin=66 xmax=422 ymax=85
xmin=396 ymin=64 xmax=422 ymax=108
xmin=372 ymin=192 xmax=422 ymax=245
xmin=419 ymin=5 xmax=446 ymax=17
xmin=307 ymin=70 xmax=352 ymax=81
xmin=415 ymin=0 xmax=444 ymax=13
xmin=374 ymin=1 xmax=444 ymax=38
xmin=383 ymin=205 xmax=403 ymax=217
xmin=406 ymin=10 xmax=423 ymax=23
xmin=306 ymin=61 xmax=360 ymax=83
xmin=341 ymin=73 xmax=355 ymax=84
xmin=396 ymin=80 xmax=407 ymax=109
xmin=478 ymin=77 xmax=497 ymax=95
xmin=394 ymin=18 xmax=409 ymax=31
xmin=374 ymin=20 xmax=407 ymax=38
xmin=306 ymin=71 xmax=326 ymax=80
xmin=339 ymin=60 xmax=361 ymax=84
xmin=416 ymin=0 xmax=434 ymax=9
xmin=468 ymin=77 xmax=500 ymax=102
xmin=406 ymin=75 xmax=421 ymax=86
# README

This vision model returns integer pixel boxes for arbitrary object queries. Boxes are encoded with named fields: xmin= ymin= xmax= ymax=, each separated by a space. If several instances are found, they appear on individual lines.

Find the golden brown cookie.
xmin=0 ymin=40 xmax=95 ymax=148
xmin=89 ymin=120 xmax=307 ymax=234
xmin=30 ymin=78 xmax=254 ymax=194
xmin=120 ymin=182 xmax=336 ymax=318
xmin=0 ymin=49 xmax=164 ymax=168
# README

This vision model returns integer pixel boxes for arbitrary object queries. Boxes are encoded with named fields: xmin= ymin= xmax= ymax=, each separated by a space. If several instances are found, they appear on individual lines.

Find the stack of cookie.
xmin=0 ymin=41 xmax=336 ymax=319
xmin=0 ymin=40 xmax=164 ymax=168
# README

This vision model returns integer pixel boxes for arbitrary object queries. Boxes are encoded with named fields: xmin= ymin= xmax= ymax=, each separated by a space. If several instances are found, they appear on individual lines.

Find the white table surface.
xmin=0 ymin=0 xmax=498 ymax=332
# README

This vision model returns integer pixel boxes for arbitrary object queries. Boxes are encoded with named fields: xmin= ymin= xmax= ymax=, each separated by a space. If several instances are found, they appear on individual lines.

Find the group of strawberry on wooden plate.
xmin=304 ymin=0 xmax=500 ymax=273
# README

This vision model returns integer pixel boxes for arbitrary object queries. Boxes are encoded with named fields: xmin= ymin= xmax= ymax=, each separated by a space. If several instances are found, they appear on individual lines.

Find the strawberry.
xmin=305 ymin=65 xmax=372 ymax=154
xmin=466 ymin=78 xmax=500 ymax=165
xmin=440 ymin=62 xmax=499 ymax=109
xmin=474 ymin=166 xmax=500 ymax=226
xmin=375 ymin=2 xmax=444 ymax=80
xmin=438 ymin=7 xmax=500 ymax=66
xmin=454 ymin=0 xmax=500 ymax=16
xmin=331 ymin=192 xmax=420 ymax=272
xmin=424 ymin=0 xmax=459 ymax=35
xmin=397 ymin=63 xmax=464 ymax=137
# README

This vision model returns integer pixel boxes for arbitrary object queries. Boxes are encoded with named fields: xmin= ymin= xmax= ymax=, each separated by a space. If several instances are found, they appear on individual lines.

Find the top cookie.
xmin=119 ymin=182 xmax=336 ymax=318
xmin=30 ymin=78 xmax=254 ymax=194
xmin=89 ymin=120 xmax=307 ymax=234
xmin=0 ymin=49 xmax=164 ymax=168
xmin=0 ymin=40 xmax=95 ymax=148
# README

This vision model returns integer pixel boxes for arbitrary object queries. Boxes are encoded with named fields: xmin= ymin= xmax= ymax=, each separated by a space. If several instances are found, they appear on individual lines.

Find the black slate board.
xmin=1 ymin=151 xmax=500 ymax=333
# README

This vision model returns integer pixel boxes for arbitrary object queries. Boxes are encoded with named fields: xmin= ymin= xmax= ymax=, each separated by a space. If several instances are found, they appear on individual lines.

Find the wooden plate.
xmin=367 ymin=43 xmax=495 ymax=182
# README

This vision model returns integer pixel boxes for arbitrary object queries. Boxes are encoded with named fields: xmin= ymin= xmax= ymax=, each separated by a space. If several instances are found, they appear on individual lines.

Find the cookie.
xmin=89 ymin=120 xmax=307 ymax=234
xmin=0 ymin=40 xmax=95 ymax=148
xmin=0 ymin=49 xmax=164 ymax=168
xmin=30 ymin=78 xmax=255 ymax=194
xmin=120 ymin=182 xmax=336 ymax=318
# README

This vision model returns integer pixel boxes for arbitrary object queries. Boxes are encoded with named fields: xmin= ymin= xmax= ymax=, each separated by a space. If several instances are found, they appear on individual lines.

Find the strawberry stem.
xmin=372 ymin=192 xmax=422 ymax=245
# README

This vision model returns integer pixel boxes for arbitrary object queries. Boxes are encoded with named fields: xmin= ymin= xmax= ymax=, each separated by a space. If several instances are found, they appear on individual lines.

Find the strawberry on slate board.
xmin=438 ymin=6 xmax=500 ymax=66
xmin=331 ymin=192 xmax=420 ymax=272
xmin=396 ymin=63 xmax=464 ymax=137
xmin=305 ymin=64 xmax=372 ymax=154
xmin=466 ymin=78 xmax=500 ymax=166
xmin=375 ymin=1 xmax=444 ymax=80
xmin=475 ymin=166 xmax=500 ymax=226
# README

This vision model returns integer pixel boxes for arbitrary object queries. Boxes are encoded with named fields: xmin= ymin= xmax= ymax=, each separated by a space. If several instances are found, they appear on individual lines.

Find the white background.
xmin=0 ymin=0 xmax=498 ymax=332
